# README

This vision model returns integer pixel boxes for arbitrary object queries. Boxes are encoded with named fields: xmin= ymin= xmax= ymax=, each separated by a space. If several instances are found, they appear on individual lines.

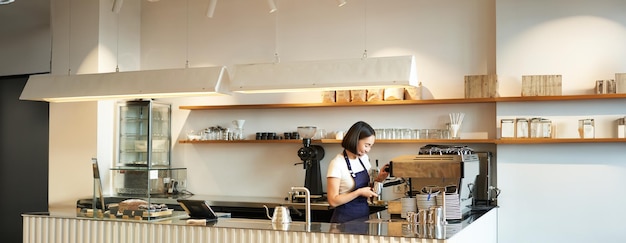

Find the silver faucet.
xmin=290 ymin=186 xmax=311 ymax=225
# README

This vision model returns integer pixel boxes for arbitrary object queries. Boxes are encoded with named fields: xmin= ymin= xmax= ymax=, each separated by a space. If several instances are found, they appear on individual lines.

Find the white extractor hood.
xmin=19 ymin=66 xmax=231 ymax=102
xmin=231 ymin=55 xmax=418 ymax=93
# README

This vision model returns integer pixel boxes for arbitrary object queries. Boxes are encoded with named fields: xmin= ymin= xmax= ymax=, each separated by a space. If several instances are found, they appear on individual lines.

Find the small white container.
xmin=617 ymin=117 xmax=625 ymax=139
xmin=501 ymin=119 xmax=515 ymax=138
xmin=578 ymin=119 xmax=595 ymax=139
xmin=516 ymin=118 xmax=529 ymax=138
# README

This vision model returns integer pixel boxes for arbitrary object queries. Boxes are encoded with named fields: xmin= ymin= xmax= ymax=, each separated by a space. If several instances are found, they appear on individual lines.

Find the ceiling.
xmin=0 ymin=0 xmax=49 ymax=35
xmin=0 ymin=0 xmax=50 ymax=76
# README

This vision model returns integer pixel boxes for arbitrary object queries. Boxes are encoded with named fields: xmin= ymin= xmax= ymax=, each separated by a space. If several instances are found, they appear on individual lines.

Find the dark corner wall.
xmin=0 ymin=75 xmax=49 ymax=243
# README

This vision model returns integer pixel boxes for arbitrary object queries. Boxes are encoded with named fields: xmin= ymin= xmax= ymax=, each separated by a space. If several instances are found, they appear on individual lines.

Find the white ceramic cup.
xmin=232 ymin=119 xmax=246 ymax=128
xmin=335 ymin=131 xmax=344 ymax=140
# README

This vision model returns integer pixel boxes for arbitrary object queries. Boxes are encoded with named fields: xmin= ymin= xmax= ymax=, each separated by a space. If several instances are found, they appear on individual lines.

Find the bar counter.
xmin=23 ymin=202 xmax=497 ymax=243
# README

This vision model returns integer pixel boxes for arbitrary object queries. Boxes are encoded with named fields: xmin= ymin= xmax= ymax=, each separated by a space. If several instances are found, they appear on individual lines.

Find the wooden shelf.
xmin=320 ymin=139 xmax=497 ymax=144
xmin=496 ymin=138 xmax=626 ymax=144
xmin=179 ymin=139 xmax=306 ymax=144
xmin=179 ymin=94 xmax=626 ymax=145
xmin=179 ymin=138 xmax=625 ymax=144
xmin=179 ymin=94 xmax=626 ymax=110
xmin=494 ymin=93 xmax=626 ymax=102
xmin=179 ymin=98 xmax=496 ymax=110
xmin=179 ymin=139 xmax=497 ymax=144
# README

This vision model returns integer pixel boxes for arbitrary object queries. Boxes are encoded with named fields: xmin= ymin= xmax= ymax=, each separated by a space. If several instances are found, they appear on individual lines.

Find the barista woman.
xmin=326 ymin=121 xmax=389 ymax=223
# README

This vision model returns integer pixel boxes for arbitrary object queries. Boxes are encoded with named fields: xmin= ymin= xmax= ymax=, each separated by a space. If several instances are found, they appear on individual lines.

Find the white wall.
xmin=496 ymin=0 xmax=626 ymax=242
xmin=44 ymin=0 xmax=626 ymax=242
xmin=135 ymin=0 xmax=496 ymax=197
xmin=139 ymin=0 xmax=495 ymax=99
xmin=169 ymin=96 xmax=496 ymax=197
xmin=47 ymin=0 xmax=141 ymax=208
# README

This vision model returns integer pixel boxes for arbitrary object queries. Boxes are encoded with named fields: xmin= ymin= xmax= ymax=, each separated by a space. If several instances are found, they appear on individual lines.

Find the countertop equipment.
xmin=388 ymin=151 xmax=480 ymax=219
xmin=263 ymin=205 xmax=292 ymax=224
xmin=295 ymin=126 xmax=325 ymax=201
xmin=417 ymin=145 xmax=498 ymax=206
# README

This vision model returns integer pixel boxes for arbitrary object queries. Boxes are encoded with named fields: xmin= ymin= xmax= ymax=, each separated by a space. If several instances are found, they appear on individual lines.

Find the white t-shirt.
xmin=326 ymin=153 xmax=371 ymax=194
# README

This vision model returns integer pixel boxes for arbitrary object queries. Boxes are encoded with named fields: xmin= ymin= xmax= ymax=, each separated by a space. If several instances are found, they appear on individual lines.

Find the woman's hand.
xmin=327 ymin=177 xmax=378 ymax=207
xmin=375 ymin=164 xmax=390 ymax=182
xmin=357 ymin=186 xmax=378 ymax=198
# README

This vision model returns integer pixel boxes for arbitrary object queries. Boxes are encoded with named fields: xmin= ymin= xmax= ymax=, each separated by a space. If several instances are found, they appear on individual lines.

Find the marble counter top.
xmin=166 ymin=209 xmax=488 ymax=239
xmin=79 ymin=194 xmax=334 ymax=211
xmin=38 ymin=204 xmax=495 ymax=239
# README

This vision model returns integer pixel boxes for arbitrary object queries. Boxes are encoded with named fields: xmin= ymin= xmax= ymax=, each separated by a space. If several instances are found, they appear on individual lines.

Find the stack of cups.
xmin=415 ymin=192 xmax=439 ymax=211
xmin=401 ymin=197 xmax=417 ymax=218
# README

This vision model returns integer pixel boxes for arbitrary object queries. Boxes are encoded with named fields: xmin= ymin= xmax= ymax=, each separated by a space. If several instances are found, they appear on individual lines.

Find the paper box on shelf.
xmin=350 ymin=90 xmax=367 ymax=102
xmin=595 ymin=79 xmax=616 ymax=94
xmin=616 ymin=73 xmax=626 ymax=94
xmin=521 ymin=75 xmax=562 ymax=96
xmin=464 ymin=74 xmax=498 ymax=98
xmin=321 ymin=91 xmax=336 ymax=103
xmin=335 ymin=90 xmax=351 ymax=103
xmin=404 ymin=83 xmax=422 ymax=100
xmin=366 ymin=89 xmax=384 ymax=102
xmin=384 ymin=88 xmax=405 ymax=101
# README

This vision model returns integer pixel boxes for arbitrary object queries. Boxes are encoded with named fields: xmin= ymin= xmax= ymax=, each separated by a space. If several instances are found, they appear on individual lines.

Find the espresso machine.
xmin=295 ymin=126 xmax=325 ymax=200
xmin=388 ymin=152 xmax=480 ymax=220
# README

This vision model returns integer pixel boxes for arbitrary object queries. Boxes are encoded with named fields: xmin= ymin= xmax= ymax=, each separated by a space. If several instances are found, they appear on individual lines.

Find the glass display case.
xmin=111 ymin=167 xmax=187 ymax=195
xmin=113 ymin=99 xmax=188 ymax=197
xmin=117 ymin=99 xmax=171 ymax=167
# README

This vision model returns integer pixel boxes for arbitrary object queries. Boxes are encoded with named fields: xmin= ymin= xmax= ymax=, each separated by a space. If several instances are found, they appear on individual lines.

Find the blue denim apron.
xmin=330 ymin=150 xmax=370 ymax=223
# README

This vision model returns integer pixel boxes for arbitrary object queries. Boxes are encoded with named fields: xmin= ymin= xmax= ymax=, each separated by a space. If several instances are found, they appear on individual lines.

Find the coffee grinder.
xmin=296 ymin=126 xmax=325 ymax=200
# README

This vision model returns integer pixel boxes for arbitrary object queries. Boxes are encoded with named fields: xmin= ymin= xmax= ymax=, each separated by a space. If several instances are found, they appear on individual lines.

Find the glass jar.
xmin=539 ymin=118 xmax=552 ymax=138
xmin=500 ymin=119 xmax=515 ymax=138
xmin=578 ymin=119 xmax=595 ymax=138
xmin=617 ymin=117 xmax=625 ymax=139
xmin=529 ymin=118 xmax=542 ymax=138
xmin=516 ymin=118 xmax=529 ymax=138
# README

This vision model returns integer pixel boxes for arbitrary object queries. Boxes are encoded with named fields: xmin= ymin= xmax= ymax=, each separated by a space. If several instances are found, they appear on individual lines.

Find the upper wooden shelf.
xmin=178 ymin=98 xmax=494 ymax=110
xmin=179 ymin=137 xmax=626 ymax=144
xmin=179 ymin=94 xmax=626 ymax=110
xmin=493 ymin=93 xmax=626 ymax=102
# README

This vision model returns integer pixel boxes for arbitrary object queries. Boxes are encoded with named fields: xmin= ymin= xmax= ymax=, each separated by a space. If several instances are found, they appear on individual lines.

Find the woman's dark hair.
xmin=341 ymin=121 xmax=375 ymax=154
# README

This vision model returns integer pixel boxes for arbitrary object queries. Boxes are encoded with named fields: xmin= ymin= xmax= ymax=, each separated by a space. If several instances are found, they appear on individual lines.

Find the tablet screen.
xmin=177 ymin=199 xmax=218 ymax=221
